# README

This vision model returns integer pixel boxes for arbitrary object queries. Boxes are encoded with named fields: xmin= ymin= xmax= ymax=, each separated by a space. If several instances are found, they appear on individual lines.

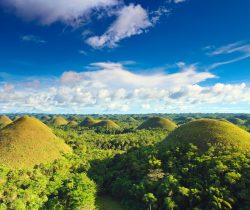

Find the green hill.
xmin=138 ymin=117 xmax=177 ymax=131
xmin=226 ymin=117 xmax=245 ymax=125
xmin=51 ymin=116 xmax=68 ymax=125
xmin=165 ymin=119 xmax=250 ymax=151
xmin=79 ymin=117 xmax=98 ymax=127
xmin=92 ymin=120 xmax=120 ymax=129
xmin=0 ymin=115 xmax=12 ymax=128
xmin=68 ymin=120 xmax=78 ymax=126
xmin=127 ymin=117 xmax=137 ymax=122
xmin=13 ymin=116 xmax=21 ymax=121
xmin=0 ymin=116 xmax=71 ymax=168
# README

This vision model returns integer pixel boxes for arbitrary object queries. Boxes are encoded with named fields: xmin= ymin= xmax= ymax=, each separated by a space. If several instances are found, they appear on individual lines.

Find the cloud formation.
xmin=0 ymin=0 xmax=118 ymax=25
xmin=0 ymin=62 xmax=250 ymax=113
xmin=0 ymin=1 xmax=184 ymax=48
xmin=22 ymin=35 xmax=47 ymax=44
xmin=205 ymin=41 xmax=250 ymax=70
xmin=86 ymin=4 xmax=152 ymax=48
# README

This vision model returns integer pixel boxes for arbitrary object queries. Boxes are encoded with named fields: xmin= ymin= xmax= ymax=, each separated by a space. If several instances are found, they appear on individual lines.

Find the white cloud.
xmin=205 ymin=41 xmax=250 ymax=70
xmin=174 ymin=0 xmax=187 ymax=3
xmin=86 ymin=4 xmax=152 ymax=48
xmin=0 ymin=0 xmax=118 ymax=25
xmin=22 ymin=35 xmax=47 ymax=44
xmin=207 ymin=41 xmax=250 ymax=56
xmin=1 ymin=62 xmax=250 ymax=113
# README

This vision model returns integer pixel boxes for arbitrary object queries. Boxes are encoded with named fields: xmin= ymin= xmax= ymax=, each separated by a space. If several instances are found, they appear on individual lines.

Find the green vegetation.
xmin=80 ymin=117 xmax=98 ymax=127
xmin=92 ymin=120 xmax=120 ymax=129
xmin=166 ymin=119 xmax=250 ymax=151
xmin=0 ymin=116 xmax=71 ymax=168
xmin=226 ymin=117 xmax=245 ymax=125
xmin=0 ymin=113 xmax=250 ymax=209
xmin=138 ymin=117 xmax=177 ymax=131
xmin=80 ymin=117 xmax=119 ymax=129
xmin=98 ymin=144 xmax=250 ymax=210
xmin=0 ymin=115 xmax=12 ymax=128
xmin=68 ymin=120 xmax=78 ymax=125
xmin=0 ymin=154 xmax=96 ymax=210
xmin=96 ymin=196 xmax=125 ymax=210
xmin=51 ymin=116 xmax=68 ymax=125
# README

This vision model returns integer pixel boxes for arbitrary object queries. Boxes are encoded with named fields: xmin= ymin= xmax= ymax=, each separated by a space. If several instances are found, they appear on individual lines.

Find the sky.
xmin=0 ymin=0 xmax=250 ymax=114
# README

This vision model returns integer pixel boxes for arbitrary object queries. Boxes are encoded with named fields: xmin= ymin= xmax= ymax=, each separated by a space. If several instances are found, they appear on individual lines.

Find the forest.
xmin=0 ymin=113 xmax=249 ymax=210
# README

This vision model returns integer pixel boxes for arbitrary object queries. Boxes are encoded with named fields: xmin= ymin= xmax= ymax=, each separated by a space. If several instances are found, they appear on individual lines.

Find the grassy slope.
xmin=52 ymin=116 xmax=68 ymax=125
xmin=93 ymin=120 xmax=120 ymax=129
xmin=80 ymin=117 xmax=98 ymax=126
xmin=0 ymin=115 xmax=12 ymax=127
xmin=0 ymin=116 xmax=71 ymax=168
xmin=138 ymin=117 xmax=177 ymax=131
xmin=166 ymin=119 xmax=250 ymax=151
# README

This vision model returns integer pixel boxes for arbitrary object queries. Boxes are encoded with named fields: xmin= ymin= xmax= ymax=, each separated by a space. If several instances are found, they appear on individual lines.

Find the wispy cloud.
xmin=205 ymin=41 xmax=250 ymax=70
xmin=79 ymin=50 xmax=87 ymax=55
xmin=21 ymin=35 xmax=47 ymax=44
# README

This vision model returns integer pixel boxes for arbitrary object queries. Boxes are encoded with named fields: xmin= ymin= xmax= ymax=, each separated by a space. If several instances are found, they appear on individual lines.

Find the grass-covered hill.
xmin=138 ymin=117 xmax=177 ymax=131
xmin=226 ymin=117 xmax=245 ymax=125
xmin=165 ymin=119 xmax=250 ymax=151
xmin=79 ymin=117 xmax=98 ymax=127
xmin=0 ymin=116 xmax=71 ymax=168
xmin=13 ymin=116 xmax=21 ymax=121
xmin=79 ymin=117 xmax=120 ymax=129
xmin=92 ymin=120 xmax=120 ymax=129
xmin=0 ymin=115 xmax=12 ymax=128
xmin=68 ymin=120 xmax=78 ymax=126
xmin=51 ymin=116 xmax=68 ymax=125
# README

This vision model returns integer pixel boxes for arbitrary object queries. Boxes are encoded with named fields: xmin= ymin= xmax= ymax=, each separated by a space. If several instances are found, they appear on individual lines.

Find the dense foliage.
xmin=0 ymin=113 xmax=250 ymax=209
xmin=95 ymin=144 xmax=250 ymax=210
xmin=0 ymin=154 xmax=96 ymax=210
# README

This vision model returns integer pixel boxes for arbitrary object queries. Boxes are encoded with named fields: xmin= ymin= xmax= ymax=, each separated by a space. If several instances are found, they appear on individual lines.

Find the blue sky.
xmin=0 ymin=0 xmax=250 ymax=113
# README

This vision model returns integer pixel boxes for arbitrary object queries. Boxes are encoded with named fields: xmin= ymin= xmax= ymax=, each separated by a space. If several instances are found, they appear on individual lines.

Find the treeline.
xmin=54 ymin=127 xmax=168 ymax=151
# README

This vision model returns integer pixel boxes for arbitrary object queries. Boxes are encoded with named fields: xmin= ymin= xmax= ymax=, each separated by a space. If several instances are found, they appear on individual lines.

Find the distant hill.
xmin=165 ymin=119 xmax=250 ymax=152
xmin=0 ymin=115 xmax=12 ymax=128
xmin=68 ymin=120 xmax=78 ymax=126
xmin=0 ymin=116 xmax=71 ymax=168
xmin=138 ymin=117 xmax=177 ymax=131
xmin=51 ymin=116 xmax=68 ymax=125
xmin=79 ymin=117 xmax=98 ymax=127
xmin=79 ymin=117 xmax=120 ymax=129
xmin=226 ymin=117 xmax=245 ymax=125
xmin=13 ymin=116 xmax=21 ymax=121
xmin=92 ymin=120 xmax=120 ymax=129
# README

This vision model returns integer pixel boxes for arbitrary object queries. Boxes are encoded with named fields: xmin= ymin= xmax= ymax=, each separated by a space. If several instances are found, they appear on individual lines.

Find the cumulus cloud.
xmin=0 ymin=0 xmax=118 ymax=25
xmin=86 ymin=4 xmax=152 ymax=48
xmin=1 ymin=62 xmax=250 ymax=113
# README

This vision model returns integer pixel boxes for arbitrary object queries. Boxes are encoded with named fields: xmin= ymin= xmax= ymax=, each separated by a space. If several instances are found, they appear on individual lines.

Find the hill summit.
xmin=79 ymin=117 xmax=97 ymax=127
xmin=0 ymin=116 xmax=71 ymax=168
xmin=138 ymin=117 xmax=177 ymax=131
xmin=165 ymin=119 xmax=250 ymax=151
xmin=51 ymin=116 xmax=68 ymax=125
xmin=0 ymin=115 xmax=12 ymax=128
xmin=92 ymin=120 xmax=120 ymax=129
